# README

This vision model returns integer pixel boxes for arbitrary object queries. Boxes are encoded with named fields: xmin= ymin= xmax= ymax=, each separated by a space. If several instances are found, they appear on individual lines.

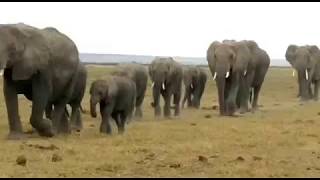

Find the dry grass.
xmin=0 ymin=65 xmax=320 ymax=177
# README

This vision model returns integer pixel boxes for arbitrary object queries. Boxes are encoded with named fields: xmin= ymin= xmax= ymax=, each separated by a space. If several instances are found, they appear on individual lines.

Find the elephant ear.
xmin=9 ymin=27 xmax=50 ymax=81
xmin=207 ymin=41 xmax=221 ymax=75
xmin=285 ymin=44 xmax=298 ymax=65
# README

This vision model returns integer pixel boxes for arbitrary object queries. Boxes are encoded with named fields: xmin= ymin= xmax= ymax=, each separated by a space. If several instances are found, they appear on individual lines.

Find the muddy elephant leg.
xmin=314 ymin=80 xmax=319 ymax=101
xmin=100 ymin=102 xmax=113 ymax=134
xmin=3 ymin=77 xmax=24 ymax=139
xmin=70 ymin=104 xmax=82 ymax=131
xmin=29 ymin=74 xmax=54 ymax=137
xmin=173 ymin=91 xmax=181 ymax=116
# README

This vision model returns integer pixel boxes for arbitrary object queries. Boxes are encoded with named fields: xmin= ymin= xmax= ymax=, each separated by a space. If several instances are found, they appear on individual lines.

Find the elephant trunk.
xmin=298 ymin=69 xmax=312 ymax=101
xmin=216 ymin=75 xmax=226 ymax=115
xmin=90 ymin=97 xmax=98 ymax=118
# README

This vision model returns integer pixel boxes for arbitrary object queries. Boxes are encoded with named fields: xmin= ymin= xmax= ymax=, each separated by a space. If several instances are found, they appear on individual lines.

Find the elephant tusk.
xmin=212 ymin=72 xmax=217 ymax=80
xmin=151 ymin=82 xmax=155 ymax=88
xmin=162 ymin=83 xmax=165 ymax=90
xmin=292 ymin=70 xmax=295 ymax=77
xmin=244 ymin=70 xmax=247 ymax=76
xmin=225 ymin=71 xmax=230 ymax=78
xmin=0 ymin=69 xmax=4 ymax=76
xmin=191 ymin=84 xmax=193 ymax=89
xmin=306 ymin=69 xmax=309 ymax=80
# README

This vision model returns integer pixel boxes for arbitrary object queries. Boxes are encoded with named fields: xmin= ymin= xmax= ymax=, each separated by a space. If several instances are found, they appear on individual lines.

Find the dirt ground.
xmin=0 ymin=65 xmax=320 ymax=177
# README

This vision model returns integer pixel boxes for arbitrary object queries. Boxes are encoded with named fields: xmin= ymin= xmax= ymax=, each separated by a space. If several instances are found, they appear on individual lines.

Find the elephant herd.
xmin=0 ymin=23 xmax=317 ymax=139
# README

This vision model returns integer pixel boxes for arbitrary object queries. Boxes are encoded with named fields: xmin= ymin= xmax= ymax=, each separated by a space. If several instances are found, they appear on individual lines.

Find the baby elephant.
xmin=90 ymin=76 xmax=136 ymax=134
xmin=111 ymin=63 xmax=148 ymax=119
xmin=182 ymin=66 xmax=207 ymax=109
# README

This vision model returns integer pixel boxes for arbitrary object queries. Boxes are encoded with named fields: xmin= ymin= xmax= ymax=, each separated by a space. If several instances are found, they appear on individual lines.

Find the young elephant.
xmin=182 ymin=66 xmax=207 ymax=109
xmin=111 ymin=63 xmax=148 ymax=119
xmin=90 ymin=76 xmax=136 ymax=134
xmin=45 ymin=63 xmax=87 ymax=132
xmin=149 ymin=57 xmax=183 ymax=118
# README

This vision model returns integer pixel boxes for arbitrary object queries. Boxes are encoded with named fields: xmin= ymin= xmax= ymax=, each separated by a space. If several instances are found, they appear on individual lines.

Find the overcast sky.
xmin=0 ymin=2 xmax=319 ymax=59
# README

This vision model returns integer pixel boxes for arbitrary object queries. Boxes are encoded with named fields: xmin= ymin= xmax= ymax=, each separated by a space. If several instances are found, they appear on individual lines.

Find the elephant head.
xmin=89 ymin=80 xmax=111 ymax=118
xmin=285 ymin=45 xmax=320 ymax=101
xmin=0 ymin=25 xmax=49 ymax=80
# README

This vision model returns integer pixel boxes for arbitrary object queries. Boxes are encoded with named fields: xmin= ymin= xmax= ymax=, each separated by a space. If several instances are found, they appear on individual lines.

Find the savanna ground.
xmin=0 ymin=65 xmax=320 ymax=177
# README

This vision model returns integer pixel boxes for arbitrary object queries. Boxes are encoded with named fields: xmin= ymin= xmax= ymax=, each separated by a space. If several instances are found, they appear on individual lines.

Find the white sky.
xmin=0 ymin=2 xmax=320 ymax=59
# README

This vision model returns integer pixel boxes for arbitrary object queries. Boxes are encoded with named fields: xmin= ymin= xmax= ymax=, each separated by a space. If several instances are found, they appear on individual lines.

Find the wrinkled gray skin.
xmin=285 ymin=45 xmax=320 ymax=101
xmin=237 ymin=40 xmax=270 ymax=113
xmin=0 ymin=23 xmax=80 ymax=139
xmin=46 ymin=63 xmax=87 ymax=132
xmin=90 ymin=76 xmax=136 ymax=134
xmin=149 ymin=57 xmax=183 ymax=118
xmin=182 ymin=66 xmax=207 ymax=109
xmin=207 ymin=41 xmax=251 ymax=116
xmin=111 ymin=63 xmax=148 ymax=119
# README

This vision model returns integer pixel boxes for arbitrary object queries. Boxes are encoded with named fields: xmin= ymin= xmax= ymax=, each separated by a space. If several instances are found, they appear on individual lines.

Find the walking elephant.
xmin=285 ymin=44 xmax=320 ymax=101
xmin=149 ymin=57 xmax=183 ymax=118
xmin=207 ymin=41 xmax=251 ymax=116
xmin=111 ymin=63 xmax=148 ymax=119
xmin=237 ymin=40 xmax=270 ymax=113
xmin=0 ymin=23 xmax=80 ymax=139
xmin=182 ymin=66 xmax=207 ymax=109
xmin=46 ymin=63 xmax=87 ymax=132
xmin=89 ymin=76 xmax=136 ymax=134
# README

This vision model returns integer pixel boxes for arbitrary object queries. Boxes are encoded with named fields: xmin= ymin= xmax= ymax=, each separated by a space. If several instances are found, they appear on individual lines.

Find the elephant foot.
xmin=7 ymin=131 xmax=28 ymax=140
xmin=71 ymin=124 xmax=82 ymax=132
xmin=31 ymin=119 xmax=54 ymax=137
xmin=314 ymin=97 xmax=319 ymax=101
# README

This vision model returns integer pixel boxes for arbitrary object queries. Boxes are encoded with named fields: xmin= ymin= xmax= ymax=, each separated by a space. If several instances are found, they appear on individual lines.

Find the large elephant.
xmin=111 ymin=63 xmax=148 ymax=119
xmin=182 ymin=66 xmax=207 ymax=108
xmin=149 ymin=57 xmax=183 ymax=118
xmin=89 ymin=76 xmax=136 ymax=134
xmin=285 ymin=44 xmax=320 ymax=101
xmin=46 ymin=63 xmax=87 ymax=132
xmin=237 ymin=40 xmax=270 ymax=113
xmin=207 ymin=41 xmax=251 ymax=116
xmin=0 ymin=23 xmax=80 ymax=139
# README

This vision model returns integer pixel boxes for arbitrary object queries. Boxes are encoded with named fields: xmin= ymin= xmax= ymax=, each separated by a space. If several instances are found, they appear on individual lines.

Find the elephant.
xmin=182 ymin=66 xmax=207 ymax=109
xmin=207 ymin=40 xmax=252 ymax=116
xmin=285 ymin=44 xmax=320 ymax=101
xmin=0 ymin=23 xmax=80 ymax=139
xmin=89 ymin=76 xmax=136 ymax=134
xmin=237 ymin=40 xmax=270 ymax=113
xmin=148 ymin=57 xmax=183 ymax=118
xmin=111 ymin=63 xmax=148 ymax=119
xmin=45 ymin=63 xmax=87 ymax=132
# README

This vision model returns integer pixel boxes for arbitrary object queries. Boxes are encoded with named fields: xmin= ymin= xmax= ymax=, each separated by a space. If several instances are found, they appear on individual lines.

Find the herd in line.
xmin=0 ymin=23 xmax=316 ymax=139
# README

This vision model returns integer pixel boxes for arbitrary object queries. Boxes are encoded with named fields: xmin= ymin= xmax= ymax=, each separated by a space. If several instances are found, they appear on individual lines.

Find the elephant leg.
xmin=152 ymin=87 xmax=161 ymax=117
xmin=309 ymin=84 xmax=313 ymax=100
xmin=134 ymin=95 xmax=143 ymax=119
xmin=3 ymin=77 xmax=24 ymax=140
xmin=70 ymin=104 xmax=82 ymax=131
xmin=29 ymin=74 xmax=54 ymax=137
xmin=314 ymin=81 xmax=319 ymax=101
xmin=224 ymin=80 xmax=232 ymax=115
xmin=52 ymin=103 xmax=70 ymax=134
xmin=162 ymin=90 xmax=172 ymax=118
xmin=100 ymin=102 xmax=113 ymax=134
xmin=173 ymin=91 xmax=181 ymax=116
xmin=182 ymin=88 xmax=189 ymax=109
xmin=226 ymin=76 xmax=240 ymax=116
xmin=45 ymin=104 xmax=53 ymax=120
xmin=118 ymin=112 xmax=127 ymax=134
xmin=252 ymin=85 xmax=262 ymax=112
